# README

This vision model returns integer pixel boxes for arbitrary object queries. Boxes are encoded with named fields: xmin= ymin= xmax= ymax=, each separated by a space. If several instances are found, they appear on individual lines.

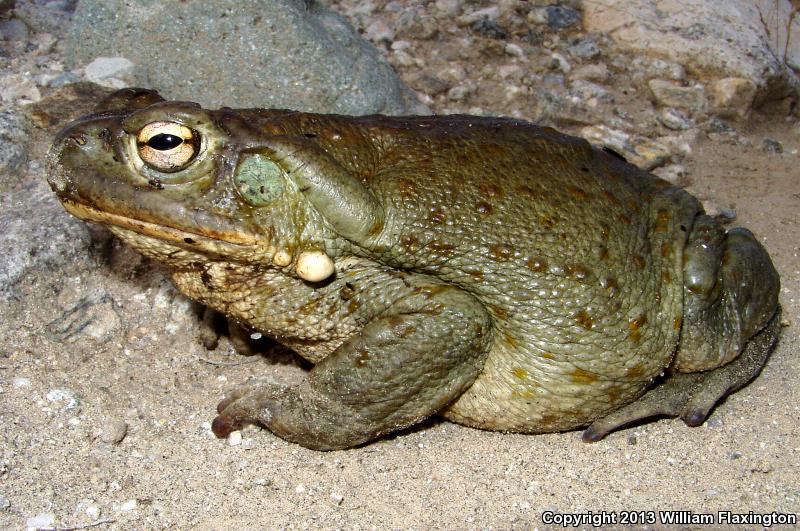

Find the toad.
xmin=47 ymin=89 xmax=781 ymax=450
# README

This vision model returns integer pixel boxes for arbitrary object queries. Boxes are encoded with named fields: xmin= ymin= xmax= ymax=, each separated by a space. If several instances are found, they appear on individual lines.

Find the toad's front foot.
xmin=583 ymin=306 xmax=782 ymax=442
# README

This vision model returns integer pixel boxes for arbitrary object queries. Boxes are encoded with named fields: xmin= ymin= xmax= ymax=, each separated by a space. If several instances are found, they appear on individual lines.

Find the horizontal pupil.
xmin=147 ymin=133 xmax=184 ymax=151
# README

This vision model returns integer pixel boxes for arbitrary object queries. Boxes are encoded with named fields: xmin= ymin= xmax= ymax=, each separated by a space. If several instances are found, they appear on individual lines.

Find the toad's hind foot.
xmin=582 ymin=306 xmax=782 ymax=442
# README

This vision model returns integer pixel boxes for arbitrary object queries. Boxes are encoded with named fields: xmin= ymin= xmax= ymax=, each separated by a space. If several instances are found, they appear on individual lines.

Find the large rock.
xmin=583 ymin=0 xmax=799 ymax=106
xmin=65 ymin=0 xmax=429 ymax=115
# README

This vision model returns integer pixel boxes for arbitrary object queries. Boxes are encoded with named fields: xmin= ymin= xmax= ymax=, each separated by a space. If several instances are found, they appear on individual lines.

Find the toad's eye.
xmin=136 ymin=121 xmax=199 ymax=172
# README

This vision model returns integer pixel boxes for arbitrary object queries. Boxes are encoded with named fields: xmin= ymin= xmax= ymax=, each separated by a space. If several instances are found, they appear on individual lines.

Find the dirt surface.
xmin=2 ymin=4 xmax=800 ymax=530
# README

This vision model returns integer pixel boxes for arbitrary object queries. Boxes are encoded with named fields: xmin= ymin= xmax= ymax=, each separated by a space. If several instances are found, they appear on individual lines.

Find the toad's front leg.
xmin=212 ymin=283 xmax=492 ymax=450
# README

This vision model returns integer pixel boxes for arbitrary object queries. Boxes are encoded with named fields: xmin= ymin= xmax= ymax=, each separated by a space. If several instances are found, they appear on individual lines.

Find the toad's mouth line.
xmin=61 ymin=199 xmax=259 ymax=249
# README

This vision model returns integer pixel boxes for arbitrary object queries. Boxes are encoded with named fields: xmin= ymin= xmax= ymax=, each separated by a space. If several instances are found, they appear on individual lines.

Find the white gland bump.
xmin=273 ymin=249 xmax=292 ymax=267
xmin=296 ymin=250 xmax=335 ymax=282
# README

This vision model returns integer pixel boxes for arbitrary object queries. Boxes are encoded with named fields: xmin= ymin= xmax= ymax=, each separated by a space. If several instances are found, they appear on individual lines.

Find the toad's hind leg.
xmin=211 ymin=283 xmax=492 ymax=450
xmin=583 ymin=306 xmax=781 ymax=442
xmin=584 ymin=217 xmax=781 ymax=441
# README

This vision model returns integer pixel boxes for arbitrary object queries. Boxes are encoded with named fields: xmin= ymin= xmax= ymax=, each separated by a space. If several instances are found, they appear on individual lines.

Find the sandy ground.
xmin=1 ymin=3 xmax=800 ymax=528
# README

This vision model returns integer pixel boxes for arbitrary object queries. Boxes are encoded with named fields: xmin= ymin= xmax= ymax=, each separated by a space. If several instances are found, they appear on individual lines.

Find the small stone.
xmin=0 ymin=495 xmax=9 ymax=511
xmin=762 ymin=138 xmax=783 ymax=154
xmin=632 ymin=139 xmax=672 ymax=170
xmin=364 ymin=20 xmax=394 ymax=44
xmin=392 ymin=50 xmax=417 ymax=67
xmin=331 ymin=493 xmax=345 ymax=505
xmin=295 ymin=484 xmax=306 ymax=494
xmin=571 ymin=63 xmax=609 ymax=82
xmin=12 ymin=377 xmax=31 ymax=389
xmin=710 ymin=77 xmax=757 ymax=118
xmin=569 ymin=80 xmax=610 ymax=102
xmin=26 ymin=513 xmax=56 ymax=529
xmin=569 ymin=38 xmax=600 ymax=60
xmin=118 ymin=499 xmax=137 ymax=512
xmin=410 ymin=73 xmax=450 ymax=96
xmin=504 ymin=43 xmax=523 ymax=57
xmin=653 ymin=164 xmax=689 ymax=185
xmin=228 ymin=430 xmax=243 ymax=446
xmin=447 ymin=85 xmax=472 ymax=102
xmin=434 ymin=0 xmax=462 ymax=17
xmin=46 ymin=388 xmax=81 ymax=411
xmin=100 ymin=419 xmax=128 ymax=444
xmin=0 ymin=18 xmax=29 ymax=41
xmin=659 ymin=108 xmax=693 ymax=130
xmin=458 ymin=6 xmax=500 ymax=26
xmin=471 ymin=18 xmax=508 ymax=40
xmin=545 ymin=5 xmax=582 ymax=30
xmin=549 ymin=53 xmax=571 ymax=74
xmin=647 ymin=79 xmax=707 ymax=113
xmin=0 ymin=74 xmax=42 ymax=103
xmin=395 ymin=10 xmax=438 ymax=40
xmin=84 ymin=57 xmax=136 ymax=89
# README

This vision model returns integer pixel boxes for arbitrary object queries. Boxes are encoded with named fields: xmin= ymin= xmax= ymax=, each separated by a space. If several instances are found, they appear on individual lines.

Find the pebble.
xmin=568 ymin=38 xmax=601 ymax=60
xmin=544 ymin=5 xmax=582 ymax=30
xmin=46 ymin=388 xmax=81 ymax=411
xmin=549 ymin=52 xmax=571 ymax=74
xmin=571 ymin=63 xmax=609 ymax=82
xmin=458 ymin=6 xmax=500 ymax=26
xmin=710 ymin=77 xmax=757 ymax=118
xmin=295 ymin=484 xmax=306 ymax=494
xmin=447 ymin=84 xmax=472 ymax=101
xmin=0 ymin=74 xmax=42 ymax=103
xmin=762 ymin=138 xmax=783 ymax=154
xmin=569 ymin=80 xmax=610 ymax=102
xmin=434 ymin=0 xmax=462 ymax=17
xmin=12 ymin=377 xmax=32 ymax=389
xmin=504 ymin=43 xmax=523 ymax=57
xmin=659 ymin=107 xmax=693 ymax=130
xmin=100 ymin=419 xmax=128 ymax=444
xmin=0 ymin=18 xmax=29 ymax=41
xmin=647 ymin=79 xmax=707 ymax=113
xmin=471 ymin=18 xmax=508 ymax=40
xmin=331 ymin=493 xmax=345 ymax=505
xmin=364 ymin=19 xmax=394 ymax=44
xmin=118 ymin=499 xmax=137 ymax=512
xmin=653 ymin=164 xmax=688 ymax=185
xmin=84 ymin=56 xmax=136 ymax=89
xmin=26 ymin=513 xmax=56 ymax=529
xmin=0 ymin=495 xmax=9 ymax=511
xmin=228 ymin=430 xmax=243 ymax=446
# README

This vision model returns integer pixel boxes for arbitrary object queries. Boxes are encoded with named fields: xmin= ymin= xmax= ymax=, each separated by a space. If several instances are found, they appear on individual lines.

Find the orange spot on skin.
xmin=347 ymin=299 xmax=360 ymax=314
xmin=511 ymin=389 xmax=535 ymax=399
xmin=428 ymin=210 xmax=446 ymax=225
xmin=607 ymin=385 xmax=622 ymax=403
xmin=540 ymin=351 xmax=556 ymax=360
xmin=575 ymin=309 xmax=594 ymax=330
xmin=625 ymin=364 xmax=646 ymax=378
xmin=389 ymin=316 xmax=417 ymax=338
xmin=566 ymin=185 xmax=589 ymax=200
xmin=513 ymin=367 xmax=528 ymax=379
xmin=539 ymin=213 xmax=559 ymax=229
xmin=602 ymin=190 xmax=621 ymax=206
xmin=629 ymin=314 xmax=647 ymax=342
xmin=617 ymin=213 xmax=632 ymax=225
xmin=599 ymin=223 xmax=610 ymax=241
xmin=299 ymin=298 xmax=320 ymax=316
xmin=661 ymin=242 xmax=672 ymax=258
xmin=503 ymin=332 xmax=519 ymax=348
xmin=570 ymin=367 xmax=597 ymax=385
xmin=654 ymin=209 xmax=671 ymax=233
xmin=662 ymin=269 xmax=672 ymax=283
xmin=673 ymin=316 xmax=683 ymax=331
xmin=516 ymin=185 xmax=540 ymax=199
xmin=526 ymin=257 xmax=548 ymax=272
xmin=476 ymin=201 xmax=493 ymax=215
xmin=488 ymin=304 xmax=510 ymax=320
xmin=597 ymin=246 xmax=609 ymax=261
xmin=633 ymin=255 xmax=646 ymax=269
xmin=465 ymin=269 xmax=485 ymax=282
xmin=400 ymin=235 xmax=418 ymax=250
xmin=355 ymin=347 xmax=370 ymax=367
xmin=489 ymin=244 xmax=514 ymax=262
xmin=428 ymin=240 xmax=456 ymax=255
xmin=397 ymin=178 xmax=416 ymax=198
xmin=479 ymin=183 xmax=503 ymax=198
xmin=601 ymin=276 xmax=619 ymax=295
